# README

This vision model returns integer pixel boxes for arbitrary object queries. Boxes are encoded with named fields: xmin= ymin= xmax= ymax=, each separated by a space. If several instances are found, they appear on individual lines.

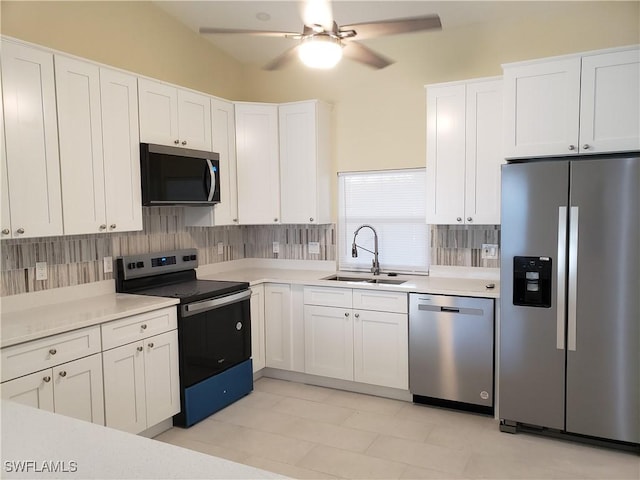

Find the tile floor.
xmin=155 ymin=378 xmax=639 ymax=479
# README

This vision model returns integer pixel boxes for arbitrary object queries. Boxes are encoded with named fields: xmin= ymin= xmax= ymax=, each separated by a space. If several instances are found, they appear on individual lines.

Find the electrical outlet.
xmin=308 ymin=242 xmax=320 ymax=255
xmin=481 ymin=244 xmax=499 ymax=260
xmin=217 ymin=242 xmax=224 ymax=255
xmin=272 ymin=242 xmax=280 ymax=254
xmin=103 ymin=256 xmax=113 ymax=274
xmin=36 ymin=262 xmax=47 ymax=281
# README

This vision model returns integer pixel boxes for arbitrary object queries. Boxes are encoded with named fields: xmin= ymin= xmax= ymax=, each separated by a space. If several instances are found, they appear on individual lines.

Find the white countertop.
xmin=0 ymin=400 xmax=284 ymax=479
xmin=197 ymin=260 xmax=500 ymax=299
xmin=1 ymin=281 xmax=179 ymax=348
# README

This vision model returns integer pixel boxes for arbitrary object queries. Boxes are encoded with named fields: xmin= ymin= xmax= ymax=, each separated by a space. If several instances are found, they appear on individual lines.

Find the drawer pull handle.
xmin=49 ymin=349 xmax=57 ymax=355
xmin=141 ymin=324 xmax=147 ymax=329
xmin=43 ymin=376 xmax=51 ymax=383
xmin=345 ymin=312 xmax=349 ymax=317
xmin=148 ymin=342 xmax=154 ymax=348
xmin=59 ymin=371 xmax=67 ymax=377
xmin=354 ymin=313 xmax=360 ymax=318
xmin=137 ymin=346 xmax=143 ymax=352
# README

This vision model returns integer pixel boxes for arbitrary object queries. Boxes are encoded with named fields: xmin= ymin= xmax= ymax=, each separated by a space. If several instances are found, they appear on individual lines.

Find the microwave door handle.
xmin=206 ymin=159 xmax=216 ymax=202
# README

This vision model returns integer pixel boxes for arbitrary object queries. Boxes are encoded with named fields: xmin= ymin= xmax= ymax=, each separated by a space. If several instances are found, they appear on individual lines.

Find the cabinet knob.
xmin=174 ymin=139 xmax=180 ymax=144
xmin=2 ymin=228 xmax=9 ymax=235
xmin=43 ymin=376 xmax=51 ymax=383
xmin=467 ymin=217 xmax=473 ymax=222
xmin=181 ymin=141 xmax=187 ymax=146
xmin=137 ymin=346 xmax=143 ymax=352
xmin=354 ymin=313 xmax=360 ymax=318
xmin=456 ymin=217 xmax=462 ymax=222
xmin=49 ymin=348 xmax=57 ymax=356
xmin=16 ymin=228 xmax=25 ymax=235
xmin=309 ymin=217 xmax=314 ymax=222
xmin=274 ymin=218 xmax=278 ymax=222
xmin=344 ymin=312 xmax=349 ymax=317
xmin=59 ymin=371 xmax=67 ymax=378
xmin=99 ymin=224 xmax=107 ymax=231
xmin=110 ymin=224 xmax=116 ymax=230
xmin=233 ymin=218 xmax=238 ymax=222
xmin=148 ymin=342 xmax=154 ymax=348
xmin=568 ymin=145 xmax=576 ymax=151
xmin=582 ymin=144 xmax=590 ymax=150
xmin=140 ymin=324 xmax=147 ymax=330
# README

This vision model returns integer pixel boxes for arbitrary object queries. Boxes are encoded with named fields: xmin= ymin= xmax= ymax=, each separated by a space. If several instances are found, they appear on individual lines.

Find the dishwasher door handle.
xmin=417 ymin=304 xmax=484 ymax=315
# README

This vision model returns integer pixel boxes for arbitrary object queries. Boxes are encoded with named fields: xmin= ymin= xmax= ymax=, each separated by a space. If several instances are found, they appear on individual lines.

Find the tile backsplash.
xmin=0 ymin=208 xmax=499 ymax=296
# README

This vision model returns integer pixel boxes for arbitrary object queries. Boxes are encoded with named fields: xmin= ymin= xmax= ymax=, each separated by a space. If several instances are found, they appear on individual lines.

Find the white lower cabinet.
xmin=103 ymin=329 xmax=179 ymax=435
xmin=1 ymin=354 xmax=104 ymax=425
xmin=264 ymin=283 xmax=292 ymax=370
xmin=303 ymin=286 xmax=409 ymax=389
xmin=250 ymin=285 xmax=266 ymax=373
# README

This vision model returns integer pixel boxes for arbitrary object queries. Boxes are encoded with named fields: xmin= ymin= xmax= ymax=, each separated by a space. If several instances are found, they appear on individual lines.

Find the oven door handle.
xmin=182 ymin=289 xmax=251 ymax=317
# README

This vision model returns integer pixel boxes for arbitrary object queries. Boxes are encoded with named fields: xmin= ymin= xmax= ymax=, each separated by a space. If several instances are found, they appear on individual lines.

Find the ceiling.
xmin=154 ymin=1 xmax=579 ymax=67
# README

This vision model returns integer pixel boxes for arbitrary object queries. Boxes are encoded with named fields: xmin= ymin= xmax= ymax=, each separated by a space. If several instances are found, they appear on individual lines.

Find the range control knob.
xmin=190 ymin=254 xmax=197 ymax=261
xmin=182 ymin=255 xmax=190 ymax=262
xmin=136 ymin=261 xmax=144 ymax=268
xmin=127 ymin=262 xmax=136 ymax=270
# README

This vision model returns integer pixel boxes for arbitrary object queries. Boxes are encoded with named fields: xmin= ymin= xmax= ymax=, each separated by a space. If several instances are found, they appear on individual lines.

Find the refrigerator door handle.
xmin=568 ymin=206 xmax=579 ymax=351
xmin=557 ymin=206 xmax=567 ymax=350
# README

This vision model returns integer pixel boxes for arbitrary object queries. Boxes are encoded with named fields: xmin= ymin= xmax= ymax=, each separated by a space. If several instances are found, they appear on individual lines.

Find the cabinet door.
xmin=1 ymin=41 xmax=63 ymax=238
xmin=177 ymin=89 xmax=212 ymax=151
xmin=279 ymin=101 xmax=318 ymax=224
xmin=426 ymin=84 xmax=466 ymax=224
xmin=138 ymin=78 xmax=179 ymax=146
xmin=304 ymin=305 xmax=353 ymax=381
xmin=235 ymin=103 xmax=280 ymax=225
xmin=250 ymin=285 xmax=266 ymax=372
xmin=144 ymin=330 xmax=180 ymax=427
xmin=100 ymin=68 xmax=143 ymax=233
xmin=503 ymin=57 xmax=581 ymax=158
xmin=102 ymin=341 xmax=147 ymax=434
xmin=0 ymin=80 xmax=11 ymax=239
xmin=579 ymin=49 xmax=640 ymax=154
xmin=53 ymin=354 xmax=104 ymax=425
xmin=354 ymin=310 xmax=408 ymax=389
xmin=0 ymin=369 xmax=54 ymax=412
xmin=264 ymin=283 xmax=292 ymax=370
xmin=212 ymin=98 xmax=238 ymax=225
xmin=465 ymin=80 xmax=503 ymax=224
xmin=55 ymin=55 xmax=106 ymax=235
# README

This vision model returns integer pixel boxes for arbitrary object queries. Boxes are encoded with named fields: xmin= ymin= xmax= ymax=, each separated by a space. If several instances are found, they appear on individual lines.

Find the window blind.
xmin=338 ymin=169 xmax=428 ymax=274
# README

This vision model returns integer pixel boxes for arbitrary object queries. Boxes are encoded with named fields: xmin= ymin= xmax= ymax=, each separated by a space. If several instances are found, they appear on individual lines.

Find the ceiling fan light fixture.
xmin=298 ymin=35 xmax=343 ymax=69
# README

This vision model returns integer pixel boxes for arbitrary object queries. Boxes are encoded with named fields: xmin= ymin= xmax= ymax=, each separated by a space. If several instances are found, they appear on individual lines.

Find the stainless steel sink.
xmin=323 ymin=275 xmax=406 ymax=285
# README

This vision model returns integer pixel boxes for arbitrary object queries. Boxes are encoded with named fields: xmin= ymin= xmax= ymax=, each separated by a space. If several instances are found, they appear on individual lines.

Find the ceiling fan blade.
xmin=342 ymin=41 xmax=393 ymax=69
xmin=199 ymin=27 xmax=299 ymax=38
xmin=341 ymin=14 xmax=442 ymax=40
xmin=263 ymin=45 xmax=300 ymax=71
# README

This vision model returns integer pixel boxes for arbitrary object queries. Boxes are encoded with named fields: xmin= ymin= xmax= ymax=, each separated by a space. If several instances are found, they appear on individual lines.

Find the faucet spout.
xmin=352 ymin=224 xmax=380 ymax=275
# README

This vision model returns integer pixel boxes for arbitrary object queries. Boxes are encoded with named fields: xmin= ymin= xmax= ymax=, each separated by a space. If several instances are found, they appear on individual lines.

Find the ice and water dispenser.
xmin=513 ymin=256 xmax=552 ymax=308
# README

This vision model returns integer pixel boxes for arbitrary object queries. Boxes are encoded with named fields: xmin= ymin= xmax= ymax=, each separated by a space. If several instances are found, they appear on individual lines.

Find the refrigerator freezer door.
xmin=500 ymin=161 xmax=569 ymax=430
xmin=565 ymin=156 xmax=640 ymax=443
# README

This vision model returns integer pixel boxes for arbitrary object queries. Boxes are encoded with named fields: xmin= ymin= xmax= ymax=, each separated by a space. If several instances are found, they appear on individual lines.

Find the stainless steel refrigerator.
xmin=499 ymin=154 xmax=639 ymax=444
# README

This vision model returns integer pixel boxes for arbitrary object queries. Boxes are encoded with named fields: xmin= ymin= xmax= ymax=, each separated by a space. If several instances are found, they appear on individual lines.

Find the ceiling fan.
xmin=199 ymin=1 xmax=441 ymax=70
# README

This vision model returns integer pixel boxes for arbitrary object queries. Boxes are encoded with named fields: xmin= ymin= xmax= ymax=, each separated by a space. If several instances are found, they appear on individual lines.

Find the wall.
xmin=0 ymin=1 xmax=245 ymax=99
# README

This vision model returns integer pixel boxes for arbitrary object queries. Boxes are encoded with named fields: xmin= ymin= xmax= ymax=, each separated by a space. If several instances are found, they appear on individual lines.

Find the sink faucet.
xmin=351 ymin=224 xmax=380 ymax=275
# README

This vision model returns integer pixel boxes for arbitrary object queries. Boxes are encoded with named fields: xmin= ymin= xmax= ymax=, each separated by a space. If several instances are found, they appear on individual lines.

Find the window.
xmin=338 ymin=169 xmax=428 ymax=274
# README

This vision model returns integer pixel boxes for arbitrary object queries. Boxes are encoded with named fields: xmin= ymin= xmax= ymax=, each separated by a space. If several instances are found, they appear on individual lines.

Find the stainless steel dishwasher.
xmin=409 ymin=294 xmax=494 ymax=414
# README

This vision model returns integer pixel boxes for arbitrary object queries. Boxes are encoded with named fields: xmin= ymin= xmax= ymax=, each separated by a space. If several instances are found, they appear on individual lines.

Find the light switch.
xmin=36 ymin=262 xmax=47 ymax=281
xmin=308 ymin=242 xmax=320 ymax=255
xmin=103 ymin=256 xmax=113 ymax=274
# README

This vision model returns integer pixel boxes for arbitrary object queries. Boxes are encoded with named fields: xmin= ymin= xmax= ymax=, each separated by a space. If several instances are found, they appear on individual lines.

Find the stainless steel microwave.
xmin=140 ymin=143 xmax=220 ymax=206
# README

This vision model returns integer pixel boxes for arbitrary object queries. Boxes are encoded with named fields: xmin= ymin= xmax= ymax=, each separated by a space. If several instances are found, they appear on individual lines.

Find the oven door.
xmin=178 ymin=290 xmax=251 ymax=388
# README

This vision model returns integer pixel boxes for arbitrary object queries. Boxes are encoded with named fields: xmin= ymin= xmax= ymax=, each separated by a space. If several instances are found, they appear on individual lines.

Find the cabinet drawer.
xmin=101 ymin=307 xmax=177 ymax=350
xmin=353 ymin=289 xmax=408 ymax=313
xmin=1 ymin=326 xmax=101 ymax=382
xmin=304 ymin=286 xmax=352 ymax=308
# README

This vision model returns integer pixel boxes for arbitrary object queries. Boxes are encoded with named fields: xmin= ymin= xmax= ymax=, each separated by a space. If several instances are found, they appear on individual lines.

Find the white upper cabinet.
xmin=55 ymin=56 xmax=142 ymax=235
xmin=1 ymin=40 xmax=63 ymax=238
xmin=235 ymin=103 xmax=280 ymax=225
xmin=503 ymin=46 xmax=639 ymax=158
xmin=184 ymin=98 xmax=239 ymax=227
xmin=55 ymin=55 xmax=106 ymax=235
xmin=1 ymin=78 xmax=12 ymax=239
xmin=100 ymin=68 xmax=143 ymax=233
xmin=279 ymin=100 xmax=332 ymax=225
xmin=138 ymin=78 xmax=212 ymax=151
xmin=426 ymin=78 xmax=503 ymax=225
